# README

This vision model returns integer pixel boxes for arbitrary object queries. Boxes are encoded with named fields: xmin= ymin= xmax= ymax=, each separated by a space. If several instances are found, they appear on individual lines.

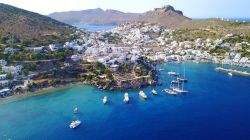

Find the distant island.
xmin=0 ymin=3 xmax=250 ymax=99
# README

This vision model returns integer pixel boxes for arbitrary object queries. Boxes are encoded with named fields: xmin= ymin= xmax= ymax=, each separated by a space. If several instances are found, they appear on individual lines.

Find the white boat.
xmin=159 ymin=69 xmax=165 ymax=71
xmin=228 ymin=72 xmax=233 ymax=76
xmin=151 ymin=89 xmax=158 ymax=95
xmin=124 ymin=93 xmax=129 ymax=103
xmin=103 ymin=96 xmax=108 ymax=104
xmin=172 ymin=88 xmax=188 ymax=94
xmin=177 ymin=77 xmax=188 ymax=82
xmin=139 ymin=91 xmax=147 ymax=99
xmin=73 ymin=106 xmax=78 ymax=114
xmin=168 ymin=71 xmax=179 ymax=76
xmin=163 ymin=89 xmax=178 ymax=95
xmin=69 ymin=120 xmax=81 ymax=129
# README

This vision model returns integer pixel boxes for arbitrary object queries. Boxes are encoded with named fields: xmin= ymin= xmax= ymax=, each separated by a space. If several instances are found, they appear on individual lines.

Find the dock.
xmin=215 ymin=67 xmax=250 ymax=77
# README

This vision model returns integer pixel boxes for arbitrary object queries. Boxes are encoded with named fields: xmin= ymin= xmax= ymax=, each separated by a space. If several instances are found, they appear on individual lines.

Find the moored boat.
xmin=151 ymin=89 xmax=158 ymax=95
xmin=171 ymin=80 xmax=181 ymax=84
xmin=172 ymin=88 xmax=188 ymax=94
xmin=163 ymin=89 xmax=178 ymax=95
xmin=124 ymin=93 xmax=129 ymax=103
xmin=139 ymin=91 xmax=147 ymax=99
xmin=168 ymin=71 xmax=179 ymax=76
xmin=177 ymin=77 xmax=188 ymax=82
xmin=228 ymin=72 xmax=233 ymax=76
xmin=103 ymin=96 xmax=108 ymax=104
xmin=69 ymin=120 xmax=81 ymax=129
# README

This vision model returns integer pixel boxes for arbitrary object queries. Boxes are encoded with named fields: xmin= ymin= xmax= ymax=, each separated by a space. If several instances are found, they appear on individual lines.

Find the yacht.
xmin=124 ymin=93 xmax=129 ymax=103
xmin=103 ymin=96 xmax=108 ymax=104
xmin=139 ymin=91 xmax=147 ymax=99
xmin=73 ymin=106 xmax=78 ymax=114
xmin=228 ymin=72 xmax=233 ymax=76
xmin=168 ymin=71 xmax=179 ymax=76
xmin=69 ymin=120 xmax=81 ymax=129
xmin=151 ymin=89 xmax=158 ymax=95
xmin=163 ymin=89 xmax=178 ymax=95
xmin=172 ymin=88 xmax=188 ymax=94
xmin=171 ymin=80 xmax=181 ymax=84
xmin=177 ymin=77 xmax=188 ymax=82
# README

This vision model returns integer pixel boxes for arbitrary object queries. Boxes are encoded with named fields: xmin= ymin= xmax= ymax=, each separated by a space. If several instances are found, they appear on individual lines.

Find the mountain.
xmin=136 ymin=5 xmax=191 ymax=28
xmin=49 ymin=8 xmax=141 ymax=25
xmin=0 ymin=3 xmax=76 ymax=46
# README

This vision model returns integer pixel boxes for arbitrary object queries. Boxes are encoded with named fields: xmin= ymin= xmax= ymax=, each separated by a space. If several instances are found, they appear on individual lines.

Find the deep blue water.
xmin=1 ymin=63 xmax=250 ymax=140
xmin=74 ymin=24 xmax=116 ymax=32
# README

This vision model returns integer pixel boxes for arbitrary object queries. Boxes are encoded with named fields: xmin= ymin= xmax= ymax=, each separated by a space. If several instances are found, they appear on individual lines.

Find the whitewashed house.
xmin=2 ymin=65 xmax=23 ymax=74
xmin=0 ymin=59 xmax=7 ymax=66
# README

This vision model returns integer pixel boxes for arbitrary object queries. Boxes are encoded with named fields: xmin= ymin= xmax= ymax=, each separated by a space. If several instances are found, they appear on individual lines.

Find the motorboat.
xmin=228 ymin=72 xmax=233 ymax=76
xmin=103 ymin=96 xmax=108 ymax=104
xmin=73 ymin=106 xmax=78 ymax=114
xmin=69 ymin=120 xmax=81 ymax=129
xmin=151 ymin=89 xmax=158 ymax=95
xmin=124 ymin=93 xmax=129 ymax=103
xmin=139 ymin=91 xmax=147 ymax=99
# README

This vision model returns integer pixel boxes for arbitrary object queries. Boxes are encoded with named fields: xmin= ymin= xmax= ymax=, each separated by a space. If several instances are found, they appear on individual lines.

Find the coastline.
xmin=0 ymin=83 xmax=82 ymax=105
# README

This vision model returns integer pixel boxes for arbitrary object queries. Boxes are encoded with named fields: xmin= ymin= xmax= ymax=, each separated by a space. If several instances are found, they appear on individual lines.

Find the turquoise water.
xmin=74 ymin=24 xmax=116 ymax=32
xmin=1 ymin=63 xmax=250 ymax=140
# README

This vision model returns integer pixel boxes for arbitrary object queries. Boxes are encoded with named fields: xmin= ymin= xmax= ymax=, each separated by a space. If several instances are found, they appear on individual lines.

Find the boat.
xmin=124 ymin=93 xmax=129 ymax=103
xmin=177 ymin=77 xmax=188 ymax=82
xmin=171 ymin=80 xmax=181 ymax=84
xmin=168 ymin=71 xmax=179 ymax=76
xmin=172 ymin=87 xmax=188 ymax=94
xmin=73 ymin=106 xmax=78 ymax=114
xmin=159 ymin=69 xmax=165 ymax=71
xmin=151 ymin=89 xmax=158 ymax=95
xmin=139 ymin=91 xmax=147 ymax=99
xmin=163 ymin=89 xmax=178 ymax=95
xmin=228 ymin=72 xmax=233 ymax=76
xmin=69 ymin=120 xmax=81 ymax=129
xmin=103 ymin=96 xmax=108 ymax=104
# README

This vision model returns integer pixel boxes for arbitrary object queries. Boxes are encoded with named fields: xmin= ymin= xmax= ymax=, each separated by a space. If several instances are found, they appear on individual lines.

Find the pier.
xmin=215 ymin=67 xmax=250 ymax=77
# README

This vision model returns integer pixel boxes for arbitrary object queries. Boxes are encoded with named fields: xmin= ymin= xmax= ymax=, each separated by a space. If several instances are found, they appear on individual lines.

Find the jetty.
xmin=215 ymin=67 xmax=250 ymax=77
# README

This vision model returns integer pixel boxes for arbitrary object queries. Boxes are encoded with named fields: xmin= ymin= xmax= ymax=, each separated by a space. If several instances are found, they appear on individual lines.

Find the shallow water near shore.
xmin=1 ymin=63 xmax=250 ymax=140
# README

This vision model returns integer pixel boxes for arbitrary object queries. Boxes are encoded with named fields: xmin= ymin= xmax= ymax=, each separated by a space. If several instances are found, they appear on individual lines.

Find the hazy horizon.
xmin=0 ymin=0 xmax=250 ymax=18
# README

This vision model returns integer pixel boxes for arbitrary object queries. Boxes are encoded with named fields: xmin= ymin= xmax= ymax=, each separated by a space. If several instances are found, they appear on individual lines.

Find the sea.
xmin=0 ymin=63 xmax=250 ymax=140
xmin=73 ymin=24 xmax=116 ymax=32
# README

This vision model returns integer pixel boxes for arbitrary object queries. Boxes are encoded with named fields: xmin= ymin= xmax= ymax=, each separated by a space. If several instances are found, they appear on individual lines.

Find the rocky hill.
xmin=136 ymin=5 xmax=191 ymax=28
xmin=0 ymin=3 xmax=76 ymax=46
xmin=49 ymin=8 xmax=141 ymax=25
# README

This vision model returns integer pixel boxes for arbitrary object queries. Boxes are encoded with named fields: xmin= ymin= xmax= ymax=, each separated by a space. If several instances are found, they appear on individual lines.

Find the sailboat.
xmin=172 ymin=67 xmax=188 ymax=93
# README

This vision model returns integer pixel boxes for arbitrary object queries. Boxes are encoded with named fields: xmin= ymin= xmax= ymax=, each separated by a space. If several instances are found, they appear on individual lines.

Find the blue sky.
xmin=0 ymin=0 xmax=249 ymax=18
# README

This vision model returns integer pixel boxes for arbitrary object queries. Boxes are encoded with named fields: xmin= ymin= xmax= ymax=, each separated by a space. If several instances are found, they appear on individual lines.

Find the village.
xmin=1 ymin=22 xmax=250 ymax=98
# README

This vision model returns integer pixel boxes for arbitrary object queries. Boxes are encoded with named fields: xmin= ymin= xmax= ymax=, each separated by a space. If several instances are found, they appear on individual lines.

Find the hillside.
xmin=0 ymin=3 xmax=76 ymax=46
xmin=136 ymin=5 xmax=191 ymax=28
xmin=49 ymin=8 xmax=141 ymax=25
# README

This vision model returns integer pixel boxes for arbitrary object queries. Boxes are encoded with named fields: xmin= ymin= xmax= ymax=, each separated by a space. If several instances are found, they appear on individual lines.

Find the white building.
xmin=0 ymin=74 xmax=7 ymax=80
xmin=49 ymin=44 xmax=58 ymax=52
xmin=2 ymin=65 xmax=23 ymax=74
xmin=0 ymin=59 xmax=7 ymax=66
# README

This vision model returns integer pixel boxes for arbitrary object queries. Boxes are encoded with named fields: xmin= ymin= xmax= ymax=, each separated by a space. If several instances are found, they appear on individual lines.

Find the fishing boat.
xmin=163 ymin=89 xmax=178 ymax=95
xmin=103 ymin=96 xmax=108 ymax=104
xmin=73 ymin=106 xmax=78 ymax=114
xmin=151 ymin=89 xmax=158 ymax=95
xmin=69 ymin=120 xmax=81 ymax=129
xmin=168 ymin=71 xmax=179 ymax=76
xmin=124 ymin=93 xmax=129 ymax=103
xmin=139 ymin=91 xmax=147 ymax=99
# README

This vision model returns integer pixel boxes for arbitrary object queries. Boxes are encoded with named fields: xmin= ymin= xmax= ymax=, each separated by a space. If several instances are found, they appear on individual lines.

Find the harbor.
xmin=0 ymin=63 xmax=250 ymax=140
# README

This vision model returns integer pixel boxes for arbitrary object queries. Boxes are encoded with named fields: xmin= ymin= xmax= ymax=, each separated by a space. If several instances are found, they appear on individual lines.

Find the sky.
xmin=0 ymin=0 xmax=249 ymax=18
